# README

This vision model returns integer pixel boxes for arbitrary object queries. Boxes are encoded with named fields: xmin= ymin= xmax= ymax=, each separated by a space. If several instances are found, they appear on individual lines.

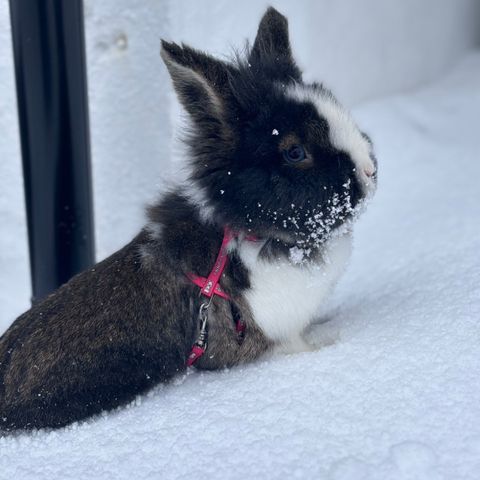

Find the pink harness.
xmin=185 ymin=227 xmax=255 ymax=366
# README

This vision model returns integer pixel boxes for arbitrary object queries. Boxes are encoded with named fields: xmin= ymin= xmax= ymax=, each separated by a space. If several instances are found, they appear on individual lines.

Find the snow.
xmin=1 ymin=52 xmax=480 ymax=479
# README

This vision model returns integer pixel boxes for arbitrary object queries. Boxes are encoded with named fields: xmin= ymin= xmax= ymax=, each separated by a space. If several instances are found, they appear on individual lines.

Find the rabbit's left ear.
xmin=249 ymin=7 xmax=301 ymax=81
xmin=161 ymin=40 xmax=230 ymax=123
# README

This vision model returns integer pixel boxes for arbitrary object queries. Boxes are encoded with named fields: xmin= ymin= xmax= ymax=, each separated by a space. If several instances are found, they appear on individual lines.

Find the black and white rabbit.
xmin=0 ymin=7 xmax=376 ymax=431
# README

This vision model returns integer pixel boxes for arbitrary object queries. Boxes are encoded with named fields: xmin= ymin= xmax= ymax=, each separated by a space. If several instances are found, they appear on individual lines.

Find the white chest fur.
xmin=237 ymin=234 xmax=352 ymax=348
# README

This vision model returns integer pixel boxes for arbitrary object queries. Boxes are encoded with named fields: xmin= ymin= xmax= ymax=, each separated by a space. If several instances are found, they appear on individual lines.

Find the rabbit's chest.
xmin=237 ymin=234 xmax=352 ymax=343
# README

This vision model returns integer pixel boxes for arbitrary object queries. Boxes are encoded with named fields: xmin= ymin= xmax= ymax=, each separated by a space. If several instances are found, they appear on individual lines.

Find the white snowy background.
xmin=1 ymin=1 xmax=480 ymax=479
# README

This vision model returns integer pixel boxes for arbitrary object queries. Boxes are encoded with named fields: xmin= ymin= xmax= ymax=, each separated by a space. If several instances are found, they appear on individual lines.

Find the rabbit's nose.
xmin=364 ymin=166 xmax=375 ymax=178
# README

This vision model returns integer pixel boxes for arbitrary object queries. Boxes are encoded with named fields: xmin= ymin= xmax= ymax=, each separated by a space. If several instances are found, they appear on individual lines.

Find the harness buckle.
xmin=196 ymin=303 xmax=209 ymax=350
xmin=186 ymin=302 xmax=209 ymax=367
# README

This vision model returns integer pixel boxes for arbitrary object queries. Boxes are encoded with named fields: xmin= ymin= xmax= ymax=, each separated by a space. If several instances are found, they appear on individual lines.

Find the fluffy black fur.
xmin=162 ymin=13 xmax=369 ymax=253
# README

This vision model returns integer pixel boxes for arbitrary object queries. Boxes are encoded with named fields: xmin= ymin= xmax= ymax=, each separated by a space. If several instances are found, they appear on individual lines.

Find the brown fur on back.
xmin=0 ymin=196 xmax=271 ymax=430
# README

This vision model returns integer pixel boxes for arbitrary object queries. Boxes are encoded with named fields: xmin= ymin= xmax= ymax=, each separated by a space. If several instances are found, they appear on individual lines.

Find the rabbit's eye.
xmin=283 ymin=144 xmax=306 ymax=163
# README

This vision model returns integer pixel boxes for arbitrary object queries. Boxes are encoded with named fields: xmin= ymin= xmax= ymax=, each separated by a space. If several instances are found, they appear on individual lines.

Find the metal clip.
xmin=195 ymin=302 xmax=209 ymax=350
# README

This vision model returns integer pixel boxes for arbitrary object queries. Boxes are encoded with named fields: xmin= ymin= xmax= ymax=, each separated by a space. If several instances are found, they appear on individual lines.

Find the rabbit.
xmin=0 ymin=7 xmax=377 ymax=431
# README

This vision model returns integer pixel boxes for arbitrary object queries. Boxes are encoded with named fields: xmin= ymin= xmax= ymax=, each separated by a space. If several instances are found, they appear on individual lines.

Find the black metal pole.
xmin=9 ymin=0 xmax=95 ymax=303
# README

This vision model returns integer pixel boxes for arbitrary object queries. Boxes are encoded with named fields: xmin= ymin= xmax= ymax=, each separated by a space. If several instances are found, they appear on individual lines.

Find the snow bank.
xmin=1 ymin=52 xmax=480 ymax=480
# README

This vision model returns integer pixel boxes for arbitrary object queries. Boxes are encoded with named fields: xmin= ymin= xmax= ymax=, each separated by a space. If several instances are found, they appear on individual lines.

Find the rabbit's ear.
xmin=161 ymin=40 xmax=229 ymax=122
xmin=251 ymin=7 xmax=291 ymax=59
xmin=248 ymin=7 xmax=302 ymax=82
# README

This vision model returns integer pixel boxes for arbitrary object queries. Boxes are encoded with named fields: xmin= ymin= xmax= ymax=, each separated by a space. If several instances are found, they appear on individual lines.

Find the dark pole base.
xmin=9 ymin=0 xmax=95 ymax=303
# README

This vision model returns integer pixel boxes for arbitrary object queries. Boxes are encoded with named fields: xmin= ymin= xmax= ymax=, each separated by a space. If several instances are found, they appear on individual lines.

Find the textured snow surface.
xmin=1 ymin=53 xmax=480 ymax=480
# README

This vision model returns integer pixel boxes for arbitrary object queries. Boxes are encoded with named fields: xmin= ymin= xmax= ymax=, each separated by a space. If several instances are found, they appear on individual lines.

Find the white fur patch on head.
xmin=285 ymin=83 xmax=376 ymax=194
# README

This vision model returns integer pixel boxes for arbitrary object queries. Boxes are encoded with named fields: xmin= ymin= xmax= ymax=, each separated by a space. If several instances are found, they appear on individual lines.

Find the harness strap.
xmin=186 ymin=226 xmax=252 ymax=366
xmin=185 ymin=273 xmax=231 ymax=299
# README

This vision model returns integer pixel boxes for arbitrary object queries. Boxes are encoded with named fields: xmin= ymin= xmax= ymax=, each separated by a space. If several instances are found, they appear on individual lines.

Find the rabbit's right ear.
xmin=161 ymin=40 xmax=230 ymax=124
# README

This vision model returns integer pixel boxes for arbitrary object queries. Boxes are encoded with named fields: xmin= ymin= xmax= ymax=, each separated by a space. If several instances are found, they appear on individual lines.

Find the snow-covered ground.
xmin=1 ymin=52 xmax=480 ymax=480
